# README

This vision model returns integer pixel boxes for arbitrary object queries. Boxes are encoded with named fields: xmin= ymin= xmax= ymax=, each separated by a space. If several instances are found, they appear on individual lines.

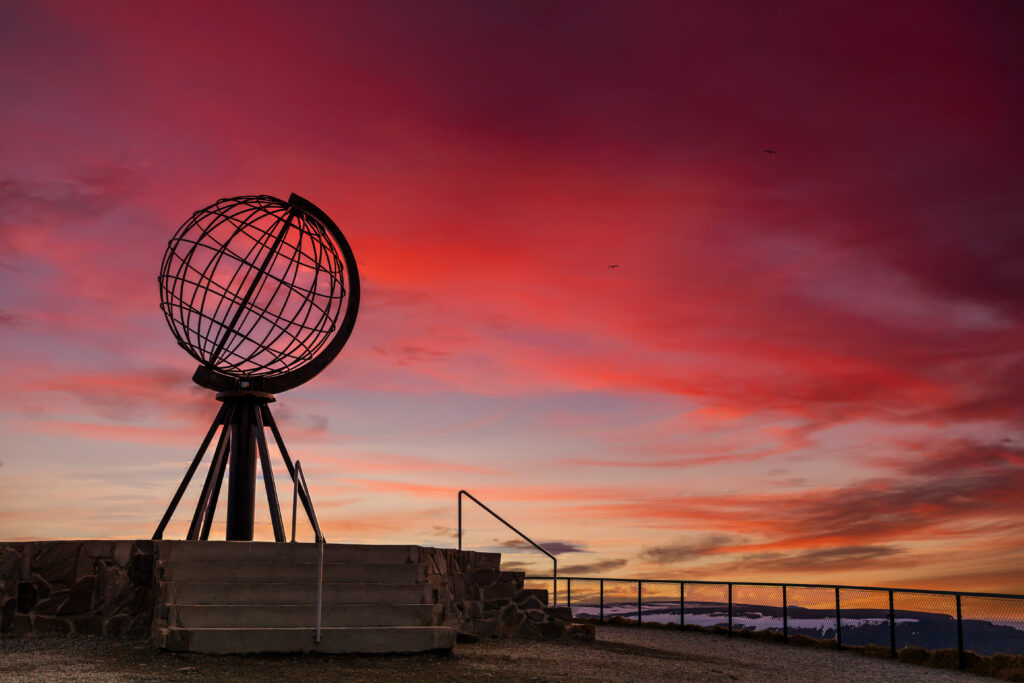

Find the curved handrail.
xmin=458 ymin=489 xmax=558 ymax=605
xmin=291 ymin=461 xmax=324 ymax=643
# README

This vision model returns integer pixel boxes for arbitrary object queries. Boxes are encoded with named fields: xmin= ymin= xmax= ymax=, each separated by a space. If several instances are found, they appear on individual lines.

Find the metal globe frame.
xmin=153 ymin=193 xmax=359 ymax=542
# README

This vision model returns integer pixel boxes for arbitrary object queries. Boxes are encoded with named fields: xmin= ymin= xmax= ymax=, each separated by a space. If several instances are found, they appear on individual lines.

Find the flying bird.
xmin=608 ymin=264 xmax=619 ymax=269
xmin=764 ymin=149 xmax=777 ymax=155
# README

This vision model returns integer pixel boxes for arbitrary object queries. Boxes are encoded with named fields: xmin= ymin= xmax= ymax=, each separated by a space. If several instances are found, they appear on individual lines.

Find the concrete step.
xmin=156 ymin=541 xmax=420 ymax=565
xmin=161 ymin=561 xmax=425 ymax=584
xmin=157 ymin=626 xmax=456 ymax=654
xmin=161 ymin=581 xmax=434 ymax=606
xmin=168 ymin=603 xmax=440 ymax=628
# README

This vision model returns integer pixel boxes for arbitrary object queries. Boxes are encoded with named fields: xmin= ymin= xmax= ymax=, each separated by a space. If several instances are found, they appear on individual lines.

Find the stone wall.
xmin=420 ymin=547 xmax=592 ymax=642
xmin=1 ymin=541 xmax=156 ymax=637
xmin=420 ymin=547 xmax=497 ymax=629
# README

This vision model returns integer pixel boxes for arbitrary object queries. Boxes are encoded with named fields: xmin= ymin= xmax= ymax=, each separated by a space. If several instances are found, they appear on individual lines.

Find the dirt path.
xmin=0 ymin=627 xmax=996 ymax=681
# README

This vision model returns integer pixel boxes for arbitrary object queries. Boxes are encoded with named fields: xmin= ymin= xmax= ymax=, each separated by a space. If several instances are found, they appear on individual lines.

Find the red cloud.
xmin=3 ymin=0 xmax=1023 ymax=591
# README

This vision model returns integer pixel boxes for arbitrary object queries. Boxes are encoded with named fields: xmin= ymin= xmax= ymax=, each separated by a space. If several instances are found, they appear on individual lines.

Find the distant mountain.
xmin=571 ymin=601 xmax=1024 ymax=657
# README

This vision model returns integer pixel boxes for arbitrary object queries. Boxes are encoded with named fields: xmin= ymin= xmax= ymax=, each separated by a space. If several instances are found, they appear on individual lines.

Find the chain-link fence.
xmin=733 ymin=583 xmax=784 ymax=633
xmin=526 ymin=576 xmax=1024 ymax=660
xmin=642 ymin=580 xmax=681 ymax=626
xmin=787 ymin=585 xmax=837 ymax=641
xmin=683 ymin=582 xmax=729 ymax=629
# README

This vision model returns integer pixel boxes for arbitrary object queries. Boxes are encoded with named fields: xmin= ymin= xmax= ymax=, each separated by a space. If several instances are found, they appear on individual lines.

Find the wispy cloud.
xmin=640 ymin=534 xmax=739 ymax=564
xmin=0 ymin=311 xmax=28 ymax=327
xmin=373 ymin=345 xmax=451 ymax=365
xmin=560 ymin=558 xmax=628 ymax=575
xmin=496 ymin=539 xmax=587 ymax=556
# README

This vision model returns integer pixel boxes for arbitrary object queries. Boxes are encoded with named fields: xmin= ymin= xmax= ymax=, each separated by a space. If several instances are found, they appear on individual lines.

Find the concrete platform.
xmin=2 ymin=539 xmax=508 ymax=645
xmin=157 ymin=541 xmax=420 ymax=564
xmin=160 ymin=560 xmax=426 ymax=584
xmin=156 ymin=625 xmax=456 ymax=654
xmin=153 ymin=541 xmax=455 ymax=654
xmin=160 ymin=581 xmax=434 ymax=605
xmin=168 ymin=603 xmax=440 ymax=628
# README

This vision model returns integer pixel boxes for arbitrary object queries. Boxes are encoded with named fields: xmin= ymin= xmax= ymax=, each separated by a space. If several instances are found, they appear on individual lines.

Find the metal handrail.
xmin=291 ymin=461 xmax=324 ymax=644
xmin=527 ymin=574 xmax=1024 ymax=665
xmin=458 ymin=489 xmax=558 ymax=605
xmin=527 ymin=575 xmax=1024 ymax=600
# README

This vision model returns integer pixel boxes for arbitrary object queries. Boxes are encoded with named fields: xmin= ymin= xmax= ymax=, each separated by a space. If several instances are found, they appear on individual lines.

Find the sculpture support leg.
xmin=154 ymin=403 xmax=227 ymax=540
xmin=188 ymin=405 xmax=233 ymax=540
xmin=200 ymin=433 xmax=231 ymax=540
xmin=255 ymin=405 xmax=286 ymax=542
xmin=261 ymin=403 xmax=316 ymax=530
xmin=226 ymin=400 xmax=258 ymax=540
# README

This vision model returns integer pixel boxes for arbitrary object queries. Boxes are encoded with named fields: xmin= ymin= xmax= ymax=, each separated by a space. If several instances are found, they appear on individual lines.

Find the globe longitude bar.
xmin=153 ymin=192 xmax=359 ymax=541
xmin=205 ymin=206 xmax=296 ymax=370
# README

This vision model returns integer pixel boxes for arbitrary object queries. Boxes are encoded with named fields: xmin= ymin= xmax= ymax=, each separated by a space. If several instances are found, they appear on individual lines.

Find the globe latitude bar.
xmin=153 ymin=193 xmax=359 ymax=542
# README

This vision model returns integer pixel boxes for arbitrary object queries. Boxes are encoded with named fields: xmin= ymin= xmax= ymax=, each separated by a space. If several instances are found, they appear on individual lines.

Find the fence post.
xmin=728 ymin=583 xmax=733 ymax=635
xmin=599 ymin=579 xmax=604 ymax=624
xmin=835 ymin=586 xmax=842 ymax=648
xmin=680 ymin=581 xmax=685 ymax=629
xmin=567 ymin=578 xmax=572 ymax=611
xmin=782 ymin=585 xmax=788 ymax=644
xmin=956 ymin=594 xmax=964 ymax=668
xmin=889 ymin=589 xmax=896 ymax=657
xmin=637 ymin=580 xmax=643 ymax=627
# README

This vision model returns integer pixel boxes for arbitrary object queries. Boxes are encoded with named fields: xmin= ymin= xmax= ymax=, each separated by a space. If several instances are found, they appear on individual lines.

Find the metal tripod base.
xmin=153 ymin=392 xmax=315 ymax=541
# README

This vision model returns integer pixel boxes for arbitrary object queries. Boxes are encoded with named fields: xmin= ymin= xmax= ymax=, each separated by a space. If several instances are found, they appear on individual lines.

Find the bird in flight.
xmin=764 ymin=149 xmax=777 ymax=155
xmin=608 ymin=264 xmax=619 ymax=269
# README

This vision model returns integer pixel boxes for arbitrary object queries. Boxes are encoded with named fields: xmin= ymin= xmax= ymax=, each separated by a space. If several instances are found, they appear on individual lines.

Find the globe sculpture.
xmin=153 ymin=194 xmax=359 ymax=542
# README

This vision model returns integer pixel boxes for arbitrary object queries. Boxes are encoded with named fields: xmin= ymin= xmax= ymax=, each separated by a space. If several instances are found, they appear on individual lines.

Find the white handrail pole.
xmin=316 ymin=538 xmax=324 ymax=643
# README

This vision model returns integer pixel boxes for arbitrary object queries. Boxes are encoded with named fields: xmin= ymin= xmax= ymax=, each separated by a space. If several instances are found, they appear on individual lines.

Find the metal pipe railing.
xmin=291 ymin=461 xmax=324 ymax=644
xmin=530 ymin=575 xmax=1024 ymax=600
xmin=458 ymin=490 xmax=558 ymax=605
xmin=528 ymin=574 xmax=1024 ymax=663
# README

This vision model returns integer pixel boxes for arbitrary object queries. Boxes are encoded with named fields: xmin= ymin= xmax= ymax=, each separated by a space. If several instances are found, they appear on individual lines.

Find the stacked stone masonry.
xmin=420 ymin=547 xmax=593 ymax=642
xmin=1 ymin=541 xmax=155 ymax=637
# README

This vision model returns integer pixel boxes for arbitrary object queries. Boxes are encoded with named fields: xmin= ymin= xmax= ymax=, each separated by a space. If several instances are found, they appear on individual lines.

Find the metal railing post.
xmin=956 ymin=594 xmax=964 ymax=668
xmin=289 ymin=461 xmax=325 ymax=644
xmin=782 ymin=584 xmax=788 ymax=643
xmin=567 ymin=578 xmax=572 ymax=611
xmin=291 ymin=464 xmax=298 ymax=542
xmin=457 ymin=492 xmax=462 ymax=550
xmin=637 ymin=580 xmax=643 ymax=627
xmin=680 ymin=581 xmax=685 ymax=629
xmin=728 ymin=583 xmax=733 ymax=634
xmin=600 ymin=579 xmax=604 ymax=624
xmin=835 ymin=586 xmax=842 ymax=648
xmin=315 ymin=539 xmax=323 ymax=643
xmin=889 ymin=589 xmax=896 ymax=657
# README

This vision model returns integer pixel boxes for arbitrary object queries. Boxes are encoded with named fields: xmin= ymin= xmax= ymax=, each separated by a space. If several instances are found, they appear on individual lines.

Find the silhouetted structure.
xmin=153 ymin=194 xmax=359 ymax=541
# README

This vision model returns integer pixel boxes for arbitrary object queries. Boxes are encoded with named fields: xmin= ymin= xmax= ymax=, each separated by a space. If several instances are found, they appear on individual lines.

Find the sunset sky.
xmin=2 ymin=1 xmax=1023 ymax=593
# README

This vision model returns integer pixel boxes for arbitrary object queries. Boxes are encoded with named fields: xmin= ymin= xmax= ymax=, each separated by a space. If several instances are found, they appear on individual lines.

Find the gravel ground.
xmin=0 ymin=626 xmax=997 ymax=682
